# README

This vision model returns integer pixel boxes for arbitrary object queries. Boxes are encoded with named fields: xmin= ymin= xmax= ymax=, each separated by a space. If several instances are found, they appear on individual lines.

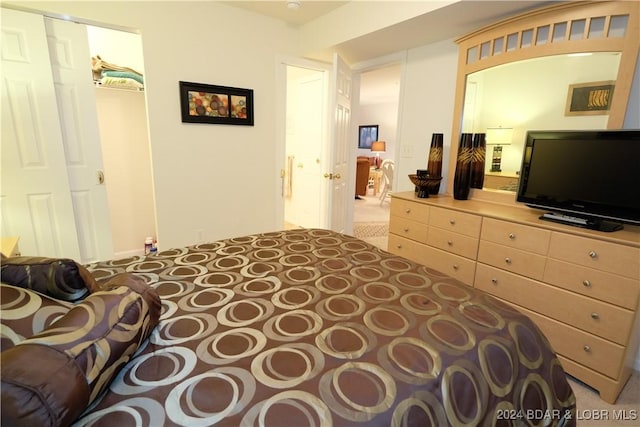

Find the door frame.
xmin=351 ymin=51 xmax=408 ymax=204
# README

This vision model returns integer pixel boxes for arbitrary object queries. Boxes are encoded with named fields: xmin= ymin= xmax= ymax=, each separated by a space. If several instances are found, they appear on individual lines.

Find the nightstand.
xmin=1 ymin=237 xmax=21 ymax=257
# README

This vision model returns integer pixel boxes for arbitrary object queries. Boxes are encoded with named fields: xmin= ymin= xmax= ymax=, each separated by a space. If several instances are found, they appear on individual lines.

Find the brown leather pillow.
xmin=0 ymin=273 xmax=160 ymax=427
xmin=0 ymin=256 xmax=98 ymax=301
xmin=1 ymin=344 xmax=89 ymax=427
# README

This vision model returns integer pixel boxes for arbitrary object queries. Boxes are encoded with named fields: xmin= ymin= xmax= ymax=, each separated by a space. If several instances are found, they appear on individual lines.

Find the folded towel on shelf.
xmin=99 ymin=76 xmax=144 ymax=90
xmin=91 ymin=55 xmax=143 ymax=81
xmin=101 ymin=70 xmax=144 ymax=85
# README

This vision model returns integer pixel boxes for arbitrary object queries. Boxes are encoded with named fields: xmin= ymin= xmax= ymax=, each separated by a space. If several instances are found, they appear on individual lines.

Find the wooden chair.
xmin=379 ymin=159 xmax=394 ymax=206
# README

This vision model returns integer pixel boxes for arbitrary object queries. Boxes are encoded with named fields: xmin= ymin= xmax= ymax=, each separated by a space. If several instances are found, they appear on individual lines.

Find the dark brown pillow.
xmin=0 ymin=256 xmax=98 ymax=301
xmin=0 ymin=283 xmax=73 ymax=351
xmin=1 ymin=344 xmax=89 ymax=427
xmin=0 ymin=273 xmax=160 ymax=427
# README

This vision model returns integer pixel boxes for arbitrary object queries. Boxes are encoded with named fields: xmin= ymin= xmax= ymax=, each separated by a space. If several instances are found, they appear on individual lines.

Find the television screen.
xmin=517 ymin=130 xmax=640 ymax=231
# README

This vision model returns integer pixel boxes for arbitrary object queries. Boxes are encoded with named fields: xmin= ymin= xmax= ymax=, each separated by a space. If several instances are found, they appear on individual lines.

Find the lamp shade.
xmin=486 ymin=127 xmax=513 ymax=145
xmin=371 ymin=140 xmax=386 ymax=153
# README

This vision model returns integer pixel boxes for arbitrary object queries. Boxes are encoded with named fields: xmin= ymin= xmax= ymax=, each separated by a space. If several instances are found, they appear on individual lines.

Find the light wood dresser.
xmin=389 ymin=191 xmax=640 ymax=403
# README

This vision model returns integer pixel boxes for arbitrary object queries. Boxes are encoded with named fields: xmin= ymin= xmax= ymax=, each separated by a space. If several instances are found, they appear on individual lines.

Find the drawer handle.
xmin=452 ymin=264 xmax=459 ymax=270
xmin=505 ymin=257 xmax=512 ymax=264
xmin=491 ymin=278 xmax=498 ymax=285
xmin=405 ymin=209 xmax=412 ymax=214
xmin=396 ymin=245 xmax=402 ymax=249
xmin=508 ymin=233 xmax=516 ymax=240
xmin=447 ymin=240 xmax=453 ymax=246
xmin=589 ymin=251 xmax=597 ymax=259
xmin=583 ymin=345 xmax=592 ymax=353
xmin=590 ymin=312 xmax=600 ymax=320
xmin=583 ymin=280 xmax=592 ymax=288
xmin=449 ymin=219 xmax=456 ymax=225
xmin=403 ymin=228 xmax=409 ymax=232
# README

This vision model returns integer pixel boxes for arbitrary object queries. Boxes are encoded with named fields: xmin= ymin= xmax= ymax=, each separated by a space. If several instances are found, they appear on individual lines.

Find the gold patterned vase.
xmin=427 ymin=133 xmax=444 ymax=194
xmin=453 ymin=133 xmax=474 ymax=200
xmin=470 ymin=133 xmax=486 ymax=189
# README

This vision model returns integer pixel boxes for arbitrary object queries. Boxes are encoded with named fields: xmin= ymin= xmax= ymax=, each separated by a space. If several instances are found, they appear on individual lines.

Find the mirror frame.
xmin=448 ymin=1 xmax=640 ymax=204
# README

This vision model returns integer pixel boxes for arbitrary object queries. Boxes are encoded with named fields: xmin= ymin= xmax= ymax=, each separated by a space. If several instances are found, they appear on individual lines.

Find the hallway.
xmin=353 ymin=193 xmax=390 ymax=250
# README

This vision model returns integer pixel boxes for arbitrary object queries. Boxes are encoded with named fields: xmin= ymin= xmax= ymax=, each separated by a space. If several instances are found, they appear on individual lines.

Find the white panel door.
xmin=328 ymin=54 xmax=353 ymax=233
xmin=45 ymin=17 xmax=113 ymax=263
xmin=1 ymin=8 xmax=81 ymax=259
xmin=286 ymin=69 xmax=325 ymax=228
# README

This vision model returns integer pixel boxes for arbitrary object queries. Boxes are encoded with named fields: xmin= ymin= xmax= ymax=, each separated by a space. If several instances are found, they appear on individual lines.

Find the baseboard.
xmin=113 ymin=248 xmax=144 ymax=259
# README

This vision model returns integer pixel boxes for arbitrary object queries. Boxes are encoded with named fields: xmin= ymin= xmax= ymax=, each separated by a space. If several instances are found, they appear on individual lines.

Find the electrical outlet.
xmin=196 ymin=229 xmax=204 ymax=243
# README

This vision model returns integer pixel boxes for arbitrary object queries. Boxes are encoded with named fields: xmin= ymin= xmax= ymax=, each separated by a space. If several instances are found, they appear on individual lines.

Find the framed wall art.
xmin=179 ymin=81 xmax=254 ymax=125
xmin=565 ymin=80 xmax=615 ymax=116
xmin=358 ymin=124 xmax=378 ymax=148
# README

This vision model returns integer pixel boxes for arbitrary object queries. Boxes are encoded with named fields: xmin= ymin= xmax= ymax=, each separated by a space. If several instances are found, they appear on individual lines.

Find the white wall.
xmin=86 ymin=25 xmax=145 ymax=75
xmin=356 ymin=102 xmax=398 ymax=163
xmin=396 ymin=39 xmax=459 ymax=194
xmin=10 ymin=1 xmax=639 ymax=252
xmin=14 ymin=1 xmax=302 ymax=251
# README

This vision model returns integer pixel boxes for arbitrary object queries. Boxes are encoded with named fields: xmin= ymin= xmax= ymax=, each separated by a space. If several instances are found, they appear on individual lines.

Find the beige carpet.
xmin=353 ymin=195 xmax=390 ymax=250
xmin=353 ymin=222 xmax=388 ymax=250
xmin=569 ymin=371 xmax=639 ymax=426
xmin=353 ymin=221 xmax=388 ymax=237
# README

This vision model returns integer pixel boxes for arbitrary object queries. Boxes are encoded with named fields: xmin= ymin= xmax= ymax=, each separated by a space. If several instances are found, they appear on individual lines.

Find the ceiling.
xmin=220 ymin=1 xmax=348 ymax=27
xmin=222 ymin=1 xmax=556 ymax=64
xmin=222 ymin=1 xmax=556 ymax=104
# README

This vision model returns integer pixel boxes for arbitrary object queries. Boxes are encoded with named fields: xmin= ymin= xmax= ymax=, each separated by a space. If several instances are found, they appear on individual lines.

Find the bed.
xmin=1 ymin=228 xmax=576 ymax=426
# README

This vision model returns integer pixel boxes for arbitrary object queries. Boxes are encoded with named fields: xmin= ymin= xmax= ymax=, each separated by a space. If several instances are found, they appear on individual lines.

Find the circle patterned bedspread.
xmin=76 ymin=228 xmax=576 ymax=426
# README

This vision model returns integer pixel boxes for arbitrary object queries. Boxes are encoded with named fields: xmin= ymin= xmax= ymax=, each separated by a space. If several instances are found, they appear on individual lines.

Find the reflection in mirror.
xmin=461 ymin=52 xmax=621 ymax=191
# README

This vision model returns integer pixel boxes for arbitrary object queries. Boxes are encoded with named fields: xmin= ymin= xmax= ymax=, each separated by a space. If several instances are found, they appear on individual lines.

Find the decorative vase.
xmin=470 ymin=133 xmax=486 ymax=189
xmin=453 ymin=133 xmax=474 ymax=200
xmin=427 ymin=133 xmax=444 ymax=194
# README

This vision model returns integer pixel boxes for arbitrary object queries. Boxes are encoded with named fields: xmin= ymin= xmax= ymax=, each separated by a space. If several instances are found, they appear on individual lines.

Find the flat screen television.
xmin=516 ymin=129 xmax=640 ymax=232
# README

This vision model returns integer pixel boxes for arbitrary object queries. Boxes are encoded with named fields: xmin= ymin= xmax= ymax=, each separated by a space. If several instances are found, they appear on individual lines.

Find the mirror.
xmin=461 ymin=52 xmax=621 ymax=192
xmin=448 ymin=1 xmax=639 ymax=203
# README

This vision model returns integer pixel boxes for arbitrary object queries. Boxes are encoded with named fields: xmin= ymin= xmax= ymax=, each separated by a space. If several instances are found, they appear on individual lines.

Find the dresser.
xmin=388 ymin=191 xmax=640 ymax=403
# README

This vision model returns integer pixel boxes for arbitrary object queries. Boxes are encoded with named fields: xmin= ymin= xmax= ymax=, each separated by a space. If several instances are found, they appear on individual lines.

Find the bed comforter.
xmin=76 ymin=228 xmax=576 ymax=426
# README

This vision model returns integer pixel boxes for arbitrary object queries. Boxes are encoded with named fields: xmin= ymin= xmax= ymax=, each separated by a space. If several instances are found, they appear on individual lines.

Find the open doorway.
xmin=352 ymin=63 xmax=401 ymax=249
xmin=88 ymin=25 xmax=156 ymax=258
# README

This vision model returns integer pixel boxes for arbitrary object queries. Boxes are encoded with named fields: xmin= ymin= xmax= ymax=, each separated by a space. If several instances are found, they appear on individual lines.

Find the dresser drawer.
xmin=420 ymin=245 xmax=476 ymax=286
xmin=429 ymin=207 xmax=481 ymax=238
xmin=516 ymin=306 xmax=625 ymax=379
xmin=388 ymin=234 xmax=429 ymax=266
xmin=390 ymin=199 xmax=430 ymax=225
xmin=475 ymin=264 xmax=634 ymax=345
xmin=544 ymin=259 xmax=640 ymax=310
xmin=389 ymin=216 xmax=428 ymax=244
xmin=548 ymin=232 xmax=640 ymax=280
xmin=481 ymin=218 xmax=550 ymax=255
xmin=478 ymin=240 xmax=546 ymax=280
xmin=427 ymin=226 xmax=479 ymax=259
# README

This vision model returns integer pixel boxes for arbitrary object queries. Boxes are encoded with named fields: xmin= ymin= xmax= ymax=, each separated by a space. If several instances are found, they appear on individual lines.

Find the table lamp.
xmin=486 ymin=127 xmax=512 ymax=172
xmin=371 ymin=140 xmax=386 ymax=169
